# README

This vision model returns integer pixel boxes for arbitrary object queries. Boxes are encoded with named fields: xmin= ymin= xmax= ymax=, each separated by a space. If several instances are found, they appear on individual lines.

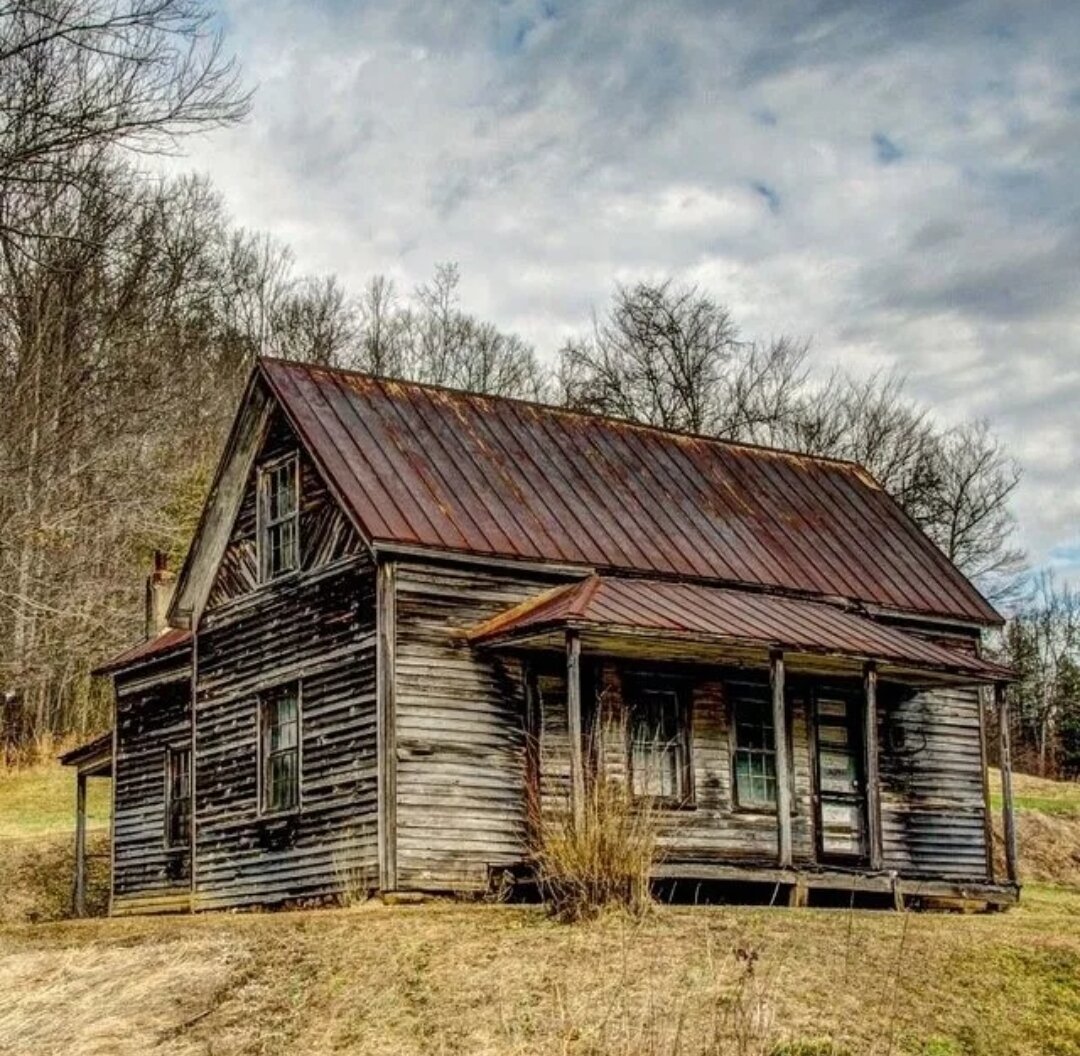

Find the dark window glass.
xmin=259 ymin=456 xmax=299 ymax=581
xmin=628 ymin=683 xmax=689 ymax=802
xmin=165 ymin=747 xmax=191 ymax=847
xmin=260 ymin=685 xmax=300 ymax=813
xmin=732 ymin=691 xmax=777 ymax=808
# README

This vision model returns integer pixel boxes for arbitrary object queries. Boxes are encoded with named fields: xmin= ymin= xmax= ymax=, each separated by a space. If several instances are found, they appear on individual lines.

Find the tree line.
xmin=0 ymin=0 xmax=1073 ymax=777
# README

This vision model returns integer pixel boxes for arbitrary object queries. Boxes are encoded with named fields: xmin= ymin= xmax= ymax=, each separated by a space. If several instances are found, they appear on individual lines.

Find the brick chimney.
xmin=145 ymin=550 xmax=176 ymax=640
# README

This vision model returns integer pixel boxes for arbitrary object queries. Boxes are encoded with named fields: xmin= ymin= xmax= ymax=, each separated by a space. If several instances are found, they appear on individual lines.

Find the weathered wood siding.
xmin=393 ymin=562 xmax=562 ymax=891
xmin=879 ymin=683 xmax=989 ymax=880
xmin=206 ymin=410 xmax=363 ymax=609
xmin=540 ymin=661 xmax=990 ymax=881
xmin=194 ymin=555 xmax=377 ymax=909
xmin=191 ymin=410 xmax=377 ymax=910
xmin=112 ymin=651 xmax=192 ymax=916
xmin=572 ymin=665 xmax=815 ymax=865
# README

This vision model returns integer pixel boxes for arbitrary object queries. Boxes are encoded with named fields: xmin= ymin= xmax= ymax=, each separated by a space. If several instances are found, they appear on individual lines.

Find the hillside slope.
xmin=1 ymin=765 xmax=1079 ymax=1054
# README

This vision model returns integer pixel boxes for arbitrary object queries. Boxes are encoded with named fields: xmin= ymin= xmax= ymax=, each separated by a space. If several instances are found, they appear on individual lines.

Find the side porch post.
xmin=996 ymin=682 xmax=1019 ymax=885
xmin=770 ymin=651 xmax=793 ymax=868
xmin=566 ymin=630 xmax=585 ymax=829
xmin=863 ymin=662 xmax=883 ymax=872
xmin=73 ymin=769 xmax=87 ymax=917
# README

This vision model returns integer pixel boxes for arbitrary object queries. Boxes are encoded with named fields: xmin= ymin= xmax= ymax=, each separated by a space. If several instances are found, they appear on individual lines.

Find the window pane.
xmin=261 ymin=686 xmax=300 ymax=813
xmin=166 ymin=748 xmax=191 ymax=846
xmin=629 ymin=685 xmax=685 ymax=801
xmin=269 ymin=751 xmax=298 ymax=811
xmin=733 ymin=692 xmax=777 ymax=807
xmin=261 ymin=458 xmax=300 ymax=580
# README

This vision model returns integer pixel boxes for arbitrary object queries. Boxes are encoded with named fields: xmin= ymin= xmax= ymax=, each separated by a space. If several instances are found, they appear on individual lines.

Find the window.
xmin=258 ymin=454 xmax=299 ymax=581
xmin=732 ymin=690 xmax=777 ymax=809
xmin=259 ymin=684 xmax=300 ymax=814
xmin=628 ymin=681 xmax=690 ymax=803
xmin=165 ymin=747 xmax=191 ymax=848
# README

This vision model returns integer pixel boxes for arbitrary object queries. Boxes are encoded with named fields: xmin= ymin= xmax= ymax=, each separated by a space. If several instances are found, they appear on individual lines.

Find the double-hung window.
xmin=259 ymin=684 xmax=300 ymax=814
xmin=258 ymin=454 xmax=299 ymax=581
xmin=627 ymin=680 xmax=690 ymax=804
xmin=731 ymin=689 xmax=777 ymax=809
xmin=165 ymin=746 xmax=191 ymax=848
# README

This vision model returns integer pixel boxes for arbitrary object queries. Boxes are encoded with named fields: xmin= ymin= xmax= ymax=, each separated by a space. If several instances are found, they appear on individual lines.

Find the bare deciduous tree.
xmin=558 ymin=279 xmax=805 ymax=439
xmin=0 ymin=0 xmax=250 ymax=250
xmin=559 ymin=279 xmax=1026 ymax=601
xmin=997 ymin=574 xmax=1080 ymax=776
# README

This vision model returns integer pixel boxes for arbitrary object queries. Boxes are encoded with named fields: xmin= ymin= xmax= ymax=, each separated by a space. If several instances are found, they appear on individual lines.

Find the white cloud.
xmin=174 ymin=0 xmax=1080 ymax=579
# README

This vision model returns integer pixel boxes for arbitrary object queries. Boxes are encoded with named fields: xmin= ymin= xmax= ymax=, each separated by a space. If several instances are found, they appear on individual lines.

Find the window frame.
xmin=257 ymin=451 xmax=300 ymax=584
xmin=257 ymin=682 xmax=302 ymax=817
xmin=163 ymin=744 xmax=192 ymax=850
xmin=726 ymin=680 xmax=797 ymax=815
xmin=623 ymin=671 xmax=694 ymax=809
xmin=730 ymin=688 xmax=778 ymax=812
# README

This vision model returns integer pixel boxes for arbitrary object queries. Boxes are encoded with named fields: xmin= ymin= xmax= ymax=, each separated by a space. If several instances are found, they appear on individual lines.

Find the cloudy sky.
xmin=181 ymin=0 xmax=1080 ymax=583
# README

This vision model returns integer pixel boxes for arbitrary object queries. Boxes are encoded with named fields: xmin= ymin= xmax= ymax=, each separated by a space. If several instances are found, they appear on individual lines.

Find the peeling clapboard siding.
xmin=550 ymin=664 xmax=816 ymax=867
xmin=194 ymin=555 xmax=377 ymax=909
xmin=880 ymin=683 xmax=989 ymax=880
xmin=112 ymin=652 xmax=192 ymax=916
xmin=189 ymin=407 xmax=377 ymax=911
xmin=393 ymin=562 xmax=564 ymax=891
xmin=206 ymin=410 xmax=363 ymax=610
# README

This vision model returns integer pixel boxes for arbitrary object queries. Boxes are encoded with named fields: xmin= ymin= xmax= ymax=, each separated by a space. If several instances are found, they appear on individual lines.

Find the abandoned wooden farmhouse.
xmin=63 ymin=356 xmax=1021 ymax=915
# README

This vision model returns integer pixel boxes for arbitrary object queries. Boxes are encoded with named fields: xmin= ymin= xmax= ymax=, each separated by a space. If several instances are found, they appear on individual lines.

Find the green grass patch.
xmin=0 ymin=763 xmax=110 ymax=839
xmin=989 ymin=768 xmax=1080 ymax=817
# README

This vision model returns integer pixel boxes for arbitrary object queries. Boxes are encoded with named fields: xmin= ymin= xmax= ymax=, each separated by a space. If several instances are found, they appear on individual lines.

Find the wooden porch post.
xmin=863 ymin=662 xmax=883 ymax=872
xmin=73 ymin=770 xmax=87 ymax=917
xmin=566 ymin=630 xmax=585 ymax=830
xmin=770 ymin=651 xmax=793 ymax=868
xmin=977 ymin=685 xmax=996 ymax=883
xmin=997 ymin=682 xmax=1019 ymax=885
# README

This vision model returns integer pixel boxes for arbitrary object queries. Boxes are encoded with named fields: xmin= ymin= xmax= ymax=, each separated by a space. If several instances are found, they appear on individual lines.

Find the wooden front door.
xmin=813 ymin=694 xmax=867 ymax=863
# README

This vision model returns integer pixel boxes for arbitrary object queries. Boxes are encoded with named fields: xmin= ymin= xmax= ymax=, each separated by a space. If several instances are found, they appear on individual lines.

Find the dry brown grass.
xmin=3 ymin=764 xmax=1080 ymax=1054
xmin=533 ymin=776 xmax=659 ymax=922
xmin=0 ymin=832 xmax=110 ymax=924
xmin=2 ymin=892 xmax=1080 ymax=1056
xmin=0 ymin=931 xmax=248 ymax=1056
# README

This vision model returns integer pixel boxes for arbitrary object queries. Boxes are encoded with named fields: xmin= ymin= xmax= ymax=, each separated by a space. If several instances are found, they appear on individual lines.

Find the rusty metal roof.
xmin=259 ymin=357 xmax=1001 ymax=626
xmin=94 ymin=627 xmax=192 ymax=675
xmin=468 ymin=576 xmax=1012 ymax=681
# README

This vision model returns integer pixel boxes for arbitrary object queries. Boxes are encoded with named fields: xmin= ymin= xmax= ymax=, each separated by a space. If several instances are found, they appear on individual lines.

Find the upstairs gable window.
xmin=258 ymin=454 xmax=299 ymax=581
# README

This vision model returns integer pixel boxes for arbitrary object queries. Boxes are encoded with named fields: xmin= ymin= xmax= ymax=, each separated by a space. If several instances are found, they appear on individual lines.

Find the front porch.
xmin=471 ymin=575 xmax=1020 ymax=908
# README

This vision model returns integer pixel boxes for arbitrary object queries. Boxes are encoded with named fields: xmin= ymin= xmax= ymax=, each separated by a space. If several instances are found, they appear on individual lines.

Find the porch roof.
xmin=59 ymin=730 xmax=113 ymax=776
xmin=467 ymin=575 xmax=1012 ymax=683
xmin=93 ymin=626 xmax=192 ymax=676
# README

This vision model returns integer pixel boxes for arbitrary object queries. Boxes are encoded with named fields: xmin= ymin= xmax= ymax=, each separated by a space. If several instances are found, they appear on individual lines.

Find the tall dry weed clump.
xmin=533 ymin=774 xmax=659 ymax=922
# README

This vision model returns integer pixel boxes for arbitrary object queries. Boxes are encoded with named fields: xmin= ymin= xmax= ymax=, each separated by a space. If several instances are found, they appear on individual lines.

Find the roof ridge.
xmin=256 ymin=355 xmax=873 ymax=475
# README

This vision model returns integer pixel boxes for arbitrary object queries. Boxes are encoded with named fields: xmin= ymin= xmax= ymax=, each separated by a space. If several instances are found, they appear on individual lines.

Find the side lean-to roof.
xmin=250 ymin=357 xmax=999 ymax=627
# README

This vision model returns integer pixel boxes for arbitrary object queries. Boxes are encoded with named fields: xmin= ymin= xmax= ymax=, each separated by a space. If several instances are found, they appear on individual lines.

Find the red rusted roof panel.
xmin=259 ymin=358 xmax=1001 ymax=625
xmin=94 ymin=627 xmax=192 ymax=675
xmin=469 ymin=576 xmax=1012 ymax=680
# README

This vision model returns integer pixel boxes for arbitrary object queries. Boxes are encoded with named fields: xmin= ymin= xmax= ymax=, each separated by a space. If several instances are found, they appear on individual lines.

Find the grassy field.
xmin=0 ymin=761 xmax=110 ymax=839
xmin=990 ymin=768 xmax=1080 ymax=817
xmin=1 ymin=764 xmax=1079 ymax=1056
